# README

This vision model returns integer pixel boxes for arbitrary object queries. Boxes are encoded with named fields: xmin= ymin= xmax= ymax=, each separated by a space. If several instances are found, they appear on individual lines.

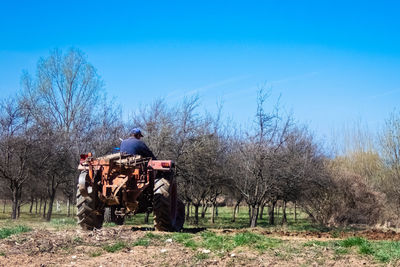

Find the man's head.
xmin=130 ymin=128 xmax=144 ymax=139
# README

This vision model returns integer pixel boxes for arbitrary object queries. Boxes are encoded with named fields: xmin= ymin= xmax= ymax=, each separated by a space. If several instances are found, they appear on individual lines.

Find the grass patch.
xmin=0 ymin=225 xmax=32 ymax=239
xmin=171 ymin=232 xmax=199 ymax=250
xmin=0 ymin=251 xmax=5 ymax=256
xmin=339 ymin=237 xmax=367 ymax=247
xmin=335 ymin=237 xmax=400 ymax=263
xmin=201 ymin=231 xmax=235 ymax=252
xmin=197 ymin=231 xmax=282 ymax=253
xmin=103 ymin=241 xmax=127 ymax=253
xmin=145 ymin=232 xmax=163 ymax=240
xmin=132 ymin=232 xmax=163 ymax=247
xmin=50 ymin=217 xmax=76 ymax=225
xmin=368 ymin=241 xmax=400 ymax=263
xmin=133 ymin=237 xmax=150 ymax=247
xmin=334 ymin=247 xmax=349 ymax=255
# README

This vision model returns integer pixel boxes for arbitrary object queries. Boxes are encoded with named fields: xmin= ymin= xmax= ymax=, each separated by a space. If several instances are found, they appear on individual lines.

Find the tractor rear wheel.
xmin=153 ymin=174 xmax=185 ymax=231
xmin=76 ymin=171 xmax=104 ymax=230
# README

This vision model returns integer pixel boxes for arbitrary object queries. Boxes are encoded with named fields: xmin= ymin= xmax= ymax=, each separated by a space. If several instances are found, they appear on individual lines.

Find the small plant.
xmin=303 ymin=240 xmax=329 ymax=247
xmin=103 ymin=241 xmax=127 ymax=253
xmin=90 ymin=250 xmax=102 ymax=257
xmin=0 ymin=225 xmax=32 ymax=239
xmin=194 ymin=252 xmax=209 ymax=261
xmin=73 ymin=236 xmax=83 ymax=243
xmin=0 ymin=251 xmax=5 ymax=257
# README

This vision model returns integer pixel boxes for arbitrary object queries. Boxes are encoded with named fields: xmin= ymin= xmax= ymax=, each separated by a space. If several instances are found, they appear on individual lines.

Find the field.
xmin=1 ymin=204 xmax=400 ymax=266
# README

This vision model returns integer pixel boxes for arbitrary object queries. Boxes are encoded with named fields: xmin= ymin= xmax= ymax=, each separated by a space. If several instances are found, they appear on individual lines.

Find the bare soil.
xmin=0 ymin=226 xmax=396 ymax=266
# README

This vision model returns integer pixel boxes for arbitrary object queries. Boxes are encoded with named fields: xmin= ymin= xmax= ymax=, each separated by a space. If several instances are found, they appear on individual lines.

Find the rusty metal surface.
xmin=78 ymin=152 xmax=158 ymax=216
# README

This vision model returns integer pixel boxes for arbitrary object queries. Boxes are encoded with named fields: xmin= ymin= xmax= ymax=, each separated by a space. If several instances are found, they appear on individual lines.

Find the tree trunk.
xmin=201 ymin=203 xmax=208 ymax=218
xmin=249 ymin=204 xmax=259 ymax=227
xmin=185 ymin=202 xmax=190 ymax=221
xmin=42 ymin=199 xmax=47 ymax=218
xmin=11 ymin=187 xmax=19 ymax=219
xmin=29 ymin=196 xmax=34 ymax=213
xmin=35 ymin=198 xmax=38 ymax=214
xmin=39 ymin=197 xmax=43 ymax=214
xmin=281 ymin=201 xmax=287 ymax=225
xmin=3 ymin=199 xmax=6 ymax=214
xmin=211 ymin=203 xmax=216 ymax=224
xmin=232 ymin=201 xmax=240 ymax=222
xmin=231 ymin=205 xmax=236 ymax=222
xmin=144 ymin=211 xmax=150 ymax=223
xmin=268 ymin=201 xmax=276 ymax=225
xmin=294 ymin=201 xmax=297 ymax=222
xmin=17 ymin=204 xmax=21 ymax=218
xmin=277 ymin=203 xmax=280 ymax=219
xmin=259 ymin=204 xmax=265 ymax=220
xmin=46 ymin=189 xmax=57 ymax=221
xmin=194 ymin=205 xmax=199 ymax=225
xmin=67 ymin=197 xmax=71 ymax=217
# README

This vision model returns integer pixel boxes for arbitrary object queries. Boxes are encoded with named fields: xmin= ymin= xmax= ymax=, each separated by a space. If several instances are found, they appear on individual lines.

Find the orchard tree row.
xmin=1 ymin=48 xmax=399 ymax=228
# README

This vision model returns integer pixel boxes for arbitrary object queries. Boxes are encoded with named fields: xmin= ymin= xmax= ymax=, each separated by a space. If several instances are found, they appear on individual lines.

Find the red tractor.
xmin=76 ymin=153 xmax=184 ymax=231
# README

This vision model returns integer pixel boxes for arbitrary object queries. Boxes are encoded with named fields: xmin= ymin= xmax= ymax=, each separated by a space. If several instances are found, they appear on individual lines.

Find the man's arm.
xmin=140 ymin=141 xmax=157 ymax=160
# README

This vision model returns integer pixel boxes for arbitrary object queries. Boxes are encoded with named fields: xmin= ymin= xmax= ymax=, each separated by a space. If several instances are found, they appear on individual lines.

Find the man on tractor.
xmin=120 ymin=128 xmax=156 ymax=159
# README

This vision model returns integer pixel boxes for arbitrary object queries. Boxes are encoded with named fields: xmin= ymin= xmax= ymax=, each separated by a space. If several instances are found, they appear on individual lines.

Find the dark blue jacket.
xmin=120 ymin=137 xmax=156 ymax=159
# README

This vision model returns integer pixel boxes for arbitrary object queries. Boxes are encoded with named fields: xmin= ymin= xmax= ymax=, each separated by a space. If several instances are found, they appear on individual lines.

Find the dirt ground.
xmin=0 ymin=226 xmax=397 ymax=267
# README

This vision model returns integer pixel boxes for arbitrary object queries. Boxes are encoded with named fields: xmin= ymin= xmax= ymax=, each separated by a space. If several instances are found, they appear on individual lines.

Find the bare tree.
xmin=20 ymin=48 xmax=103 ymax=220
xmin=229 ymin=89 xmax=291 ymax=227
xmin=0 ymin=97 xmax=34 ymax=219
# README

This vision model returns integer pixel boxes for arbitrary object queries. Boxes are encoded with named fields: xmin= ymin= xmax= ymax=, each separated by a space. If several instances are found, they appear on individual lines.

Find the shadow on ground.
xmin=130 ymin=226 xmax=206 ymax=233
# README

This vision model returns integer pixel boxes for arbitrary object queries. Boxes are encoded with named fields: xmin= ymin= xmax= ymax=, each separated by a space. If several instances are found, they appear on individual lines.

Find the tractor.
xmin=76 ymin=152 xmax=184 ymax=231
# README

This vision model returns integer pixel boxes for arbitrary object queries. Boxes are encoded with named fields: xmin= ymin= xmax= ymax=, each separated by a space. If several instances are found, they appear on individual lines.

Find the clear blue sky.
xmin=0 ymin=0 xmax=399 ymax=143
